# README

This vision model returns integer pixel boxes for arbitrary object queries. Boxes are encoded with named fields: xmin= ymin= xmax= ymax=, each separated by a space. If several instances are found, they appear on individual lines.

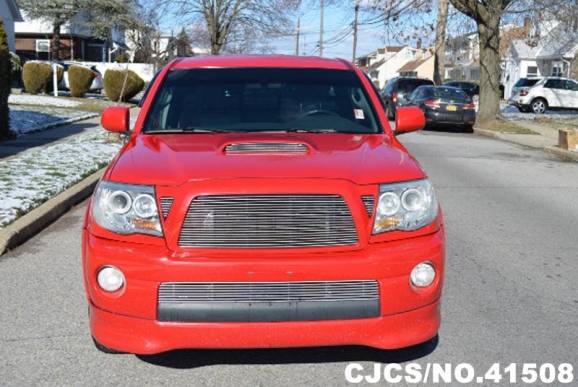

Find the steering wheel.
xmin=297 ymin=110 xmax=341 ymax=119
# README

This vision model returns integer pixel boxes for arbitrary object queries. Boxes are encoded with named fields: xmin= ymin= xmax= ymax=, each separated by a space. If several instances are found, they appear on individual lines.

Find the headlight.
xmin=373 ymin=179 xmax=438 ymax=234
xmin=92 ymin=180 xmax=163 ymax=236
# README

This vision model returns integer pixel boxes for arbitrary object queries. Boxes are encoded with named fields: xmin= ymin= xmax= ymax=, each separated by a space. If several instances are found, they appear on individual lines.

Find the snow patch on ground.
xmin=8 ymin=94 xmax=82 ymax=108
xmin=0 ymin=130 xmax=121 ymax=228
xmin=9 ymin=105 xmax=98 ymax=136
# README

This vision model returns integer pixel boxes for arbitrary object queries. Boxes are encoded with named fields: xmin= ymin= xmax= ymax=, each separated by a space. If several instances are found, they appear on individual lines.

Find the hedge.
xmin=103 ymin=69 xmax=144 ymax=102
xmin=68 ymin=65 xmax=95 ymax=98
xmin=22 ymin=61 xmax=63 ymax=94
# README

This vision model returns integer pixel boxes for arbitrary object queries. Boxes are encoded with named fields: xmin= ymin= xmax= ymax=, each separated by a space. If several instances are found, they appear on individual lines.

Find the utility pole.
xmin=319 ymin=0 xmax=324 ymax=57
xmin=295 ymin=19 xmax=300 ymax=55
xmin=352 ymin=0 xmax=359 ymax=63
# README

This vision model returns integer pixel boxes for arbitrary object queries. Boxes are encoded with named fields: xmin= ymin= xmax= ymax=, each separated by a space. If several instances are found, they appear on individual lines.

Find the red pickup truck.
xmin=82 ymin=55 xmax=445 ymax=355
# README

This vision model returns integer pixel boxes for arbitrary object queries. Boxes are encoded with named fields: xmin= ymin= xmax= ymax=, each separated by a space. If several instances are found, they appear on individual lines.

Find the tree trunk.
xmin=476 ymin=14 xmax=503 ymax=124
xmin=433 ymin=0 xmax=448 ymax=85
xmin=52 ymin=22 xmax=62 ymax=61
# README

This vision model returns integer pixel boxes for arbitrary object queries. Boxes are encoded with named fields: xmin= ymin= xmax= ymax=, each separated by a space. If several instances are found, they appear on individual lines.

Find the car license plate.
xmin=446 ymin=105 xmax=457 ymax=111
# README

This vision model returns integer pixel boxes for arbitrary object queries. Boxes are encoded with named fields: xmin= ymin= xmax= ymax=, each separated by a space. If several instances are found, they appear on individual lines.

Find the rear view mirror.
xmin=101 ymin=106 xmax=130 ymax=133
xmin=394 ymin=106 xmax=425 ymax=135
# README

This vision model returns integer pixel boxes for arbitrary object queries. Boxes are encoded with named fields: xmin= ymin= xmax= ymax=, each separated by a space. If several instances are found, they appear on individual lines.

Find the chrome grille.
xmin=159 ymin=280 xmax=379 ymax=303
xmin=361 ymin=195 xmax=374 ymax=217
xmin=225 ymin=143 xmax=308 ymax=153
xmin=178 ymin=194 xmax=358 ymax=248
xmin=160 ymin=197 xmax=174 ymax=219
xmin=157 ymin=280 xmax=380 ymax=322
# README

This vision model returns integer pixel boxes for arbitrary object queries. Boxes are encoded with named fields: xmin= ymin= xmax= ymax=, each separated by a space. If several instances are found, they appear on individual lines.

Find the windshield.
xmin=142 ymin=67 xmax=382 ymax=134
xmin=514 ymin=78 xmax=540 ymax=87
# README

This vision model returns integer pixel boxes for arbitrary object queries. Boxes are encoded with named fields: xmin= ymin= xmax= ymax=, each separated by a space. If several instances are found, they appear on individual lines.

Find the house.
xmin=444 ymin=32 xmax=479 ymax=81
xmin=396 ymin=47 xmax=435 ymax=79
xmin=503 ymin=22 xmax=578 ymax=98
xmin=15 ymin=13 xmax=129 ymax=62
xmin=357 ymin=46 xmax=423 ymax=89
xmin=0 ymin=0 xmax=23 ymax=51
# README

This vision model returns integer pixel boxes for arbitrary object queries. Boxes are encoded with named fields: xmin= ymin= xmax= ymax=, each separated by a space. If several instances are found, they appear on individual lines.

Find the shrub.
xmin=22 ymin=61 xmax=53 ymax=94
xmin=68 ymin=65 xmax=95 ymax=98
xmin=0 ymin=17 xmax=14 ymax=140
xmin=104 ymin=69 xmax=145 ymax=102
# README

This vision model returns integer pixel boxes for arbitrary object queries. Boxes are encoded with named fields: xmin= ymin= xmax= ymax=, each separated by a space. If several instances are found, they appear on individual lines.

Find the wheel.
xmin=92 ymin=336 xmax=125 ymax=354
xmin=530 ymin=98 xmax=547 ymax=114
xmin=297 ymin=109 xmax=340 ymax=119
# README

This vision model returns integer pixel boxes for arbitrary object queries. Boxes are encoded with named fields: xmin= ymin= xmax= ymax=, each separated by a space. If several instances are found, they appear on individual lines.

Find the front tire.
xmin=531 ymin=98 xmax=547 ymax=114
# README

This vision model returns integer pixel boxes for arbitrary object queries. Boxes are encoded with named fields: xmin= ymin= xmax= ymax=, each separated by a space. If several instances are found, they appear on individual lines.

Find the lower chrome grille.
xmin=158 ymin=280 xmax=380 ymax=322
xmin=178 ymin=194 xmax=358 ymax=248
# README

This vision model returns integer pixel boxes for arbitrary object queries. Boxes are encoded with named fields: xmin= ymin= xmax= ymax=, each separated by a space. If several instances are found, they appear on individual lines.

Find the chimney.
xmin=524 ymin=17 xmax=531 ymax=34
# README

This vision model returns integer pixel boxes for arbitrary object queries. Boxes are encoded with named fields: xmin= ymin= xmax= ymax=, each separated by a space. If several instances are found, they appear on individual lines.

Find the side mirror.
xmin=394 ymin=106 xmax=425 ymax=135
xmin=101 ymin=106 xmax=130 ymax=133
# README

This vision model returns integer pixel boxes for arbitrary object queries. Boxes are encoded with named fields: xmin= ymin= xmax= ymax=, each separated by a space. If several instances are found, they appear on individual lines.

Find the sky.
xmin=271 ymin=2 xmax=388 ymax=60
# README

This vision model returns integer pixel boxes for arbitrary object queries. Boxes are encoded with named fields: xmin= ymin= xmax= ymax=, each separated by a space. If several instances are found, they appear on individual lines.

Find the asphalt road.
xmin=1 ymin=130 xmax=577 ymax=386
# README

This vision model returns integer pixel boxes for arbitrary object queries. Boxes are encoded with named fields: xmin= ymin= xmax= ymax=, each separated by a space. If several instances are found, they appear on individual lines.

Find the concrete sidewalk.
xmin=474 ymin=120 xmax=578 ymax=161
xmin=0 ymin=115 xmax=104 ymax=160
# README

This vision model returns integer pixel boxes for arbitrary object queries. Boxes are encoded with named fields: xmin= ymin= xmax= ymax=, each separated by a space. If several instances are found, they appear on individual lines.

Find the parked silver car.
xmin=508 ymin=76 xmax=578 ymax=113
xmin=54 ymin=61 xmax=104 ymax=93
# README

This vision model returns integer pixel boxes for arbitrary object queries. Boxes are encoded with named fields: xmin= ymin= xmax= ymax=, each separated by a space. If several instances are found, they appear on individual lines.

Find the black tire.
xmin=92 ymin=336 xmax=125 ymax=354
xmin=530 ymin=98 xmax=547 ymax=114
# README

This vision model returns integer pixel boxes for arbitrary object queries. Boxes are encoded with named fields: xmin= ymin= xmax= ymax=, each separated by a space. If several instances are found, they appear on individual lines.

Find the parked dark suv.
xmin=381 ymin=77 xmax=434 ymax=119
xmin=443 ymin=81 xmax=479 ymax=103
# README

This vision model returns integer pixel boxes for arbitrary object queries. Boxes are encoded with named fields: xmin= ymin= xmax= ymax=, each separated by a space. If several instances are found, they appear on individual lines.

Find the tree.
xmin=172 ymin=0 xmax=301 ymax=55
xmin=433 ymin=0 xmax=448 ymax=85
xmin=17 ymin=0 xmax=81 ymax=60
xmin=447 ymin=0 xmax=515 ymax=124
xmin=175 ymin=28 xmax=194 ymax=57
xmin=17 ymin=0 xmax=138 ymax=61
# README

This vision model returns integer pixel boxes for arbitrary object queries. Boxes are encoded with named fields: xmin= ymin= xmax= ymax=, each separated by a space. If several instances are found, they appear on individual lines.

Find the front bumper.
xmin=83 ymin=227 xmax=445 ymax=354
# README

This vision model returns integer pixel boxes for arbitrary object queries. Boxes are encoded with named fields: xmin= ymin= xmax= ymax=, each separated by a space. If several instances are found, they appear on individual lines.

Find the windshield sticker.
xmin=354 ymin=109 xmax=365 ymax=120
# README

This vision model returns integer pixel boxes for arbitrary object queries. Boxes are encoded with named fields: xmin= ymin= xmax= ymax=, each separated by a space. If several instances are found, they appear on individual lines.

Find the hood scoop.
xmin=224 ymin=142 xmax=310 ymax=154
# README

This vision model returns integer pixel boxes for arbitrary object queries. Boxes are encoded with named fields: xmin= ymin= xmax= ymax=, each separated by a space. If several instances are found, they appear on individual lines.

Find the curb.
xmin=473 ymin=128 xmax=578 ymax=161
xmin=0 ymin=168 xmax=105 ymax=256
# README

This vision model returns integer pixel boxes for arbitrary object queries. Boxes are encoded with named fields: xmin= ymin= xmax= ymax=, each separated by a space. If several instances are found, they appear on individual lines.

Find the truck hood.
xmin=105 ymin=133 xmax=426 ymax=186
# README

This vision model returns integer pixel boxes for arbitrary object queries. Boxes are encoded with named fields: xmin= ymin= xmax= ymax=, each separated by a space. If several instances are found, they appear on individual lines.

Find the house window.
xmin=526 ymin=66 xmax=538 ymax=77
xmin=36 ymin=39 xmax=51 ymax=60
xmin=551 ymin=62 xmax=563 ymax=77
xmin=470 ymin=68 xmax=480 ymax=81
xmin=400 ymin=71 xmax=418 ymax=77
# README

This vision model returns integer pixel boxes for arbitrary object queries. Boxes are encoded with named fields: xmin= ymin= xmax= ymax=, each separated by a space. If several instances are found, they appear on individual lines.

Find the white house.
xmin=0 ymin=0 xmax=23 ymax=51
xmin=503 ymin=41 xmax=539 ymax=99
xmin=503 ymin=22 xmax=578 ymax=98
xmin=357 ymin=46 xmax=419 ymax=89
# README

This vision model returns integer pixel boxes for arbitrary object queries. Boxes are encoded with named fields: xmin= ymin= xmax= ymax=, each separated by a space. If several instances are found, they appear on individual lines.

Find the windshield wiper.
xmin=145 ymin=127 xmax=236 ymax=134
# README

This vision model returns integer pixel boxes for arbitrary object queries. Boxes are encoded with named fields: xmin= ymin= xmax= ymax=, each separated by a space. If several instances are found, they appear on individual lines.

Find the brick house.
xmin=15 ymin=13 xmax=128 ymax=62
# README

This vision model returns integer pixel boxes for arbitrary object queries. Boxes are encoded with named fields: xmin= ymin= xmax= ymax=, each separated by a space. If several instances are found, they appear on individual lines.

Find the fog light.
xmin=410 ymin=262 xmax=435 ymax=287
xmin=97 ymin=266 xmax=125 ymax=292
